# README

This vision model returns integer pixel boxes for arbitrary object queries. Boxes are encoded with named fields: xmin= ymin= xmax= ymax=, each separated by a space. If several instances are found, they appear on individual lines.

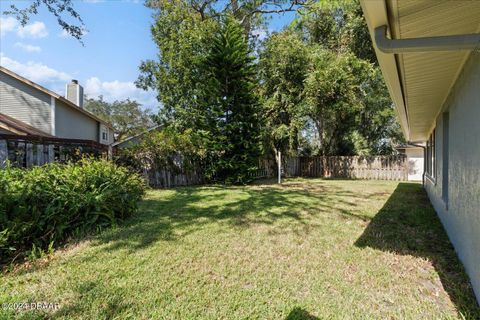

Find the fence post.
xmin=17 ymin=142 xmax=25 ymax=167
xmin=36 ymin=144 xmax=44 ymax=166
xmin=26 ymin=143 xmax=34 ymax=167
xmin=0 ymin=140 xmax=7 ymax=168
xmin=107 ymin=145 xmax=113 ymax=160
xmin=47 ymin=145 xmax=55 ymax=163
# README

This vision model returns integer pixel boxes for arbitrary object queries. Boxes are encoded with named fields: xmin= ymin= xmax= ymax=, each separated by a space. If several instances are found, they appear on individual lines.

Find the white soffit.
xmin=361 ymin=0 xmax=480 ymax=141
xmin=393 ymin=0 xmax=480 ymax=141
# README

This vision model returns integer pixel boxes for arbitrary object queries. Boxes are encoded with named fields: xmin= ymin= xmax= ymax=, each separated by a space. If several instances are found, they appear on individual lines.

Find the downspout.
xmin=375 ymin=25 xmax=480 ymax=53
xmin=408 ymin=141 xmax=426 ymax=187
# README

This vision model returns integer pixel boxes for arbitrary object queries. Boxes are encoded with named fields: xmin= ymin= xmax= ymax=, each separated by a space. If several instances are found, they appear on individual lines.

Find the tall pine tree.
xmin=202 ymin=18 xmax=261 ymax=184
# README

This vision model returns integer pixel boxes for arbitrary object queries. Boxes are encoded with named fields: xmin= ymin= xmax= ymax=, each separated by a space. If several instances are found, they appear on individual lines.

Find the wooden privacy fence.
xmin=141 ymin=162 xmax=205 ymax=188
xmin=251 ymin=155 xmax=407 ymax=181
xmin=0 ymin=134 xmax=109 ymax=168
xmin=144 ymin=155 xmax=408 ymax=188
xmin=117 ymin=152 xmax=206 ymax=188
xmin=1 ymin=136 xmax=407 ymax=185
xmin=289 ymin=155 xmax=408 ymax=181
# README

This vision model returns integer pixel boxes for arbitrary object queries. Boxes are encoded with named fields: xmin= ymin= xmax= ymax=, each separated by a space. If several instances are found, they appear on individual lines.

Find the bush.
xmin=0 ymin=158 xmax=145 ymax=265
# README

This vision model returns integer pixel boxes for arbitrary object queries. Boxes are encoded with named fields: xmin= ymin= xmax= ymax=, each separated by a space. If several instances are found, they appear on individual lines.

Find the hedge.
xmin=0 ymin=158 xmax=145 ymax=265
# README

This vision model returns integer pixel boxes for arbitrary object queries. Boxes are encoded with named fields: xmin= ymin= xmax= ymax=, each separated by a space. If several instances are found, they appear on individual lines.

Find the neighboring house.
xmin=0 ymin=66 xmax=114 ymax=145
xmin=361 ymin=0 xmax=480 ymax=302
xmin=396 ymin=144 xmax=424 ymax=182
xmin=0 ymin=112 xmax=54 ymax=137
xmin=112 ymin=125 xmax=162 ymax=149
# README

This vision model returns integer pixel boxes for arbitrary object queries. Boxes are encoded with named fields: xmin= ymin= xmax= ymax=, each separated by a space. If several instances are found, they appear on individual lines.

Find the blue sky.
xmin=0 ymin=0 xmax=296 ymax=112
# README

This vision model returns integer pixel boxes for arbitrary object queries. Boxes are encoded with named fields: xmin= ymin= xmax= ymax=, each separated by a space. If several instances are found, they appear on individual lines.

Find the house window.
xmin=102 ymin=131 xmax=108 ymax=141
xmin=426 ymin=129 xmax=436 ymax=179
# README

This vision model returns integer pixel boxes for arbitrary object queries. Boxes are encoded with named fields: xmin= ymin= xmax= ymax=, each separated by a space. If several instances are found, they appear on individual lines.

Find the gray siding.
xmin=99 ymin=123 xmax=114 ymax=145
xmin=0 ymin=72 xmax=52 ymax=135
xmin=108 ymin=127 xmax=114 ymax=144
xmin=55 ymin=100 xmax=99 ymax=142
xmin=425 ymin=51 xmax=480 ymax=303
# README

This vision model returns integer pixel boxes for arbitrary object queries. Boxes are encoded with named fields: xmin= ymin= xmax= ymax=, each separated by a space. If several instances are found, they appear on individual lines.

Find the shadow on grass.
xmin=90 ymin=181 xmax=365 ymax=255
xmin=285 ymin=307 xmax=319 ymax=319
xmin=355 ymin=183 xmax=480 ymax=319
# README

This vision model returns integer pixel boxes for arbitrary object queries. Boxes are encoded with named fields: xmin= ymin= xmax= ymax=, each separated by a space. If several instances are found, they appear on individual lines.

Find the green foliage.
xmin=84 ymin=96 xmax=154 ymax=141
xmin=258 ymin=31 xmax=310 ymax=156
xmin=303 ymin=49 xmax=402 ymax=155
xmin=200 ymin=18 xmax=261 ymax=184
xmin=295 ymin=0 xmax=377 ymax=64
xmin=339 ymin=1 xmax=378 ymax=64
xmin=117 ymin=128 xmax=207 ymax=175
xmin=0 ymin=159 xmax=145 ymax=265
xmin=258 ymin=0 xmax=404 ymax=156
xmin=304 ymin=49 xmax=369 ymax=155
xmin=136 ymin=0 xmax=311 ymax=130
xmin=137 ymin=0 xmax=218 ymax=130
xmin=141 ymin=0 xmax=404 ymax=170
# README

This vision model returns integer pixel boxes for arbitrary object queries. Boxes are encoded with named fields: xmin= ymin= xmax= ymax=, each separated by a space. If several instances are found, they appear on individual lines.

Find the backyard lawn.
xmin=1 ymin=179 xmax=479 ymax=319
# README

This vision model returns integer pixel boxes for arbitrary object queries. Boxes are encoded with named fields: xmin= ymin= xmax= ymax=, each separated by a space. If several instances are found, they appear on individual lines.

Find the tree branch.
xmin=239 ymin=0 xmax=312 ymax=25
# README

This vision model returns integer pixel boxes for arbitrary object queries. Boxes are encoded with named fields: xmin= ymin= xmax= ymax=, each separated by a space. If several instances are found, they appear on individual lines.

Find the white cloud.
xmin=14 ymin=42 xmax=42 ymax=53
xmin=85 ymin=77 xmax=157 ymax=109
xmin=59 ymin=29 xmax=70 ymax=38
xmin=0 ymin=17 xmax=18 ymax=37
xmin=0 ymin=53 xmax=71 ymax=83
xmin=17 ymin=21 xmax=48 ymax=39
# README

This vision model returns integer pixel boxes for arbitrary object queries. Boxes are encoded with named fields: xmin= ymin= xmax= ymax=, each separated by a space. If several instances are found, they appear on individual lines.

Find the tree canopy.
xmin=200 ymin=18 xmax=261 ymax=183
xmin=84 ymin=96 xmax=154 ymax=141
xmin=136 ymin=0 xmax=403 ymax=182
xmin=258 ymin=0 xmax=403 ymax=156
xmin=258 ymin=31 xmax=309 ymax=156
xmin=4 ymin=0 xmax=405 ymax=180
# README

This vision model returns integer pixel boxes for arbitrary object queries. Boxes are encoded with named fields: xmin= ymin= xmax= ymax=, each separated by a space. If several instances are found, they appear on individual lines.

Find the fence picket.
xmin=0 ymin=140 xmax=7 ymax=168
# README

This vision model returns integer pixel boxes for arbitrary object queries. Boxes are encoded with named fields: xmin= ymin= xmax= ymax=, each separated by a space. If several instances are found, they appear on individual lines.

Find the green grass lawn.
xmin=1 ymin=179 xmax=479 ymax=319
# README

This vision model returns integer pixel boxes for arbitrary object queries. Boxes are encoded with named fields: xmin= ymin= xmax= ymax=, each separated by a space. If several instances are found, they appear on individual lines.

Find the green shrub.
xmin=0 ymin=158 xmax=145 ymax=265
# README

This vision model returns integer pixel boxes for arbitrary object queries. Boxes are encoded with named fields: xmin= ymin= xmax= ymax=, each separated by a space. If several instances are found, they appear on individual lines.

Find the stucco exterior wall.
xmin=0 ymin=72 xmax=52 ymax=135
xmin=55 ymin=100 xmax=99 ymax=142
xmin=425 ymin=51 xmax=480 ymax=303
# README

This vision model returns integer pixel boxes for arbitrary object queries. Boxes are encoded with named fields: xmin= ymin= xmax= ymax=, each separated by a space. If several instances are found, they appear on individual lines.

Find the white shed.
xmin=396 ymin=146 xmax=424 ymax=181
